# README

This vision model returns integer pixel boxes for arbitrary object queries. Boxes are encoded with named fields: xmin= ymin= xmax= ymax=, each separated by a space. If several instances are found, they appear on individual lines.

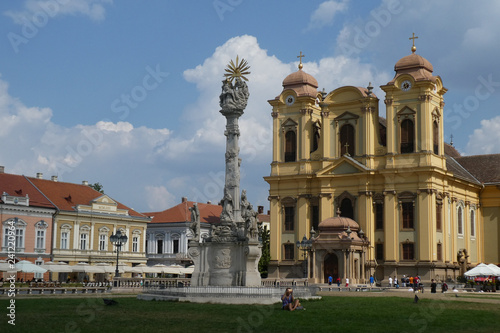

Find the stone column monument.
xmin=188 ymin=57 xmax=262 ymax=286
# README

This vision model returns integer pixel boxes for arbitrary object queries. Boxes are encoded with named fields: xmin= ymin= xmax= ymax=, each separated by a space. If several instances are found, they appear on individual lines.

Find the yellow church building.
xmin=264 ymin=40 xmax=500 ymax=285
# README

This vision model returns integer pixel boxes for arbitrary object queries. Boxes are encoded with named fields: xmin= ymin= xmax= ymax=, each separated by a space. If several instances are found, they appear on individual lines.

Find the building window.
xmin=284 ymin=130 xmax=296 ymax=162
xmin=16 ymin=229 xmax=25 ymax=250
xmin=340 ymin=124 xmax=355 ymax=156
xmin=402 ymin=243 xmax=415 ymax=260
xmin=436 ymin=202 xmax=442 ymax=232
xmin=35 ymin=259 xmax=44 ymax=280
xmin=470 ymin=209 xmax=475 ymax=237
xmin=61 ymin=231 xmax=69 ymax=250
xmin=132 ymin=236 xmax=139 ymax=252
xmin=157 ymin=239 xmax=163 ymax=254
xmin=457 ymin=206 xmax=463 ymax=235
xmin=402 ymin=202 xmax=414 ymax=229
xmin=284 ymin=243 xmax=294 ymax=260
xmin=400 ymin=119 xmax=415 ymax=153
xmin=375 ymin=203 xmax=384 ymax=230
xmin=375 ymin=243 xmax=384 ymax=261
xmin=433 ymin=121 xmax=439 ymax=154
xmin=173 ymin=239 xmax=180 ymax=254
xmin=99 ymin=234 xmax=107 ymax=251
xmin=284 ymin=206 xmax=295 ymax=231
xmin=36 ymin=230 xmax=45 ymax=250
xmin=311 ymin=205 xmax=319 ymax=232
xmin=437 ymin=243 xmax=443 ymax=262
xmin=80 ymin=233 xmax=88 ymax=250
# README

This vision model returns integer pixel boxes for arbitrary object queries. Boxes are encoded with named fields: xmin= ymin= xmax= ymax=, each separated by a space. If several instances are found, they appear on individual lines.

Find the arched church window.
xmin=400 ymin=119 xmax=414 ymax=153
xmin=433 ymin=121 xmax=439 ymax=154
xmin=340 ymin=124 xmax=355 ymax=156
xmin=457 ymin=206 xmax=463 ymax=235
xmin=340 ymin=198 xmax=354 ymax=220
xmin=284 ymin=130 xmax=296 ymax=162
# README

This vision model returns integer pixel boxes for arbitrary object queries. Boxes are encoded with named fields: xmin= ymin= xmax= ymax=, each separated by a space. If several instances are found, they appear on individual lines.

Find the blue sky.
xmin=1 ymin=0 xmax=499 ymax=213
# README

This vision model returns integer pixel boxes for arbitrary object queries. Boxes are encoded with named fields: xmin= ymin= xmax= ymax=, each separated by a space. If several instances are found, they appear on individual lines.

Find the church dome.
xmin=394 ymin=53 xmax=433 ymax=73
xmin=319 ymin=216 xmax=359 ymax=232
xmin=388 ymin=48 xmax=437 ymax=84
xmin=282 ymin=69 xmax=318 ymax=98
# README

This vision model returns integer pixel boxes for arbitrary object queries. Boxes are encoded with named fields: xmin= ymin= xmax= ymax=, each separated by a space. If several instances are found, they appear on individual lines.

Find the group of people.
xmin=327 ymin=275 xmax=348 ymax=287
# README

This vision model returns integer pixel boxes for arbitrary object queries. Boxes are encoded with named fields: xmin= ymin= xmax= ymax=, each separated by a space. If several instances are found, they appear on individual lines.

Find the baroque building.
xmin=264 ymin=42 xmax=500 ymax=284
xmin=0 ymin=169 xmax=56 ymax=281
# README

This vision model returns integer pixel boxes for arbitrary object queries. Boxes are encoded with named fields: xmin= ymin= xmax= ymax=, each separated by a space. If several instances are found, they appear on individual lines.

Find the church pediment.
xmin=76 ymin=195 xmax=129 ymax=215
xmin=316 ymin=156 xmax=372 ymax=176
xmin=334 ymin=111 xmax=359 ymax=122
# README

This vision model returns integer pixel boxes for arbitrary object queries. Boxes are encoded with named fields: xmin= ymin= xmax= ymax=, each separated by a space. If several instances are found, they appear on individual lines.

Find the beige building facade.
xmin=265 ymin=44 xmax=500 ymax=284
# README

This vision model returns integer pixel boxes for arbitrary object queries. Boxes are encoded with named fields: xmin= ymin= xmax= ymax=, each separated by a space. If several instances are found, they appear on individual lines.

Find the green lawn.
xmin=1 ymin=295 xmax=498 ymax=332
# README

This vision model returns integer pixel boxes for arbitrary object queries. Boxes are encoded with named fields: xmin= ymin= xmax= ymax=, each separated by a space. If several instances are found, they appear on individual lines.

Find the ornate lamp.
xmin=110 ymin=230 xmax=128 ymax=278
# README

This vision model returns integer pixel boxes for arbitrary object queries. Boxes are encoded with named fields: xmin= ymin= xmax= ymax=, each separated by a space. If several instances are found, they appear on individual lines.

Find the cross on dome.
xmin=409 ymin=33 xmax=418 ymax=53
xmin=297 ymin=51 xmax=305 ymax=70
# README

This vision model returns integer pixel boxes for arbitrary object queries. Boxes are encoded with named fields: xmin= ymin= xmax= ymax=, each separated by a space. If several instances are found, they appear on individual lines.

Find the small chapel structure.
xmin=264 ymin=37 xmax=500 ymax=284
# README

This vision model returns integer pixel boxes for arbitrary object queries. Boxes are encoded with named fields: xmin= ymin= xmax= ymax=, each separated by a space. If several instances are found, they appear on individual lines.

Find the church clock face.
xmin=285 ymin=95 xmax=295 ymax=106
xmin=401 ymin=80 xmax=412 ymax=92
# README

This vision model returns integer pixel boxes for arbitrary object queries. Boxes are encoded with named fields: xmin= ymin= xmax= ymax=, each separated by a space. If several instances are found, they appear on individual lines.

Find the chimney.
xmin=51 ymin=176 xmax=58 ymax=182
xmin=258 ymin=206 xmax=264 ymax=214
xmin=36 ymin=172 xmax=43 ymax=179
xmin=181 ymin=197 xmax=187 ymax=203
xmin=82 ymin=180 xmax=89 ymax=186
xmin=0 ymin=166 xmax=4 ymax=173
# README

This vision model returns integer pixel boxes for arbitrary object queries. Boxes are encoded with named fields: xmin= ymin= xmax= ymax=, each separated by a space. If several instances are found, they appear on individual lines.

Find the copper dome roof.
xmin=282 ymin=69 xmax=318 ymax=97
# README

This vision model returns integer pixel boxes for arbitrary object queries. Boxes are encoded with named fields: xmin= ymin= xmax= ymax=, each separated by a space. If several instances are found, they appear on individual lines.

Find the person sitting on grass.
xmin=281 ymin=288 xmax=303 ymax=311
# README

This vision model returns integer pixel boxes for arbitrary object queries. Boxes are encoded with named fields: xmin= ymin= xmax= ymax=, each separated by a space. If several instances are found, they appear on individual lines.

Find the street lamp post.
xmin=110 ymin=230 xmax=128 ymax=278
xmin=296 ymin=229 xmax=315 ymax=279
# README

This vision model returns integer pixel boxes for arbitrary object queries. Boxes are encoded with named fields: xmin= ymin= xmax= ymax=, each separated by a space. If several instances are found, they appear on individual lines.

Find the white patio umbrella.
xmin=126 ymin=264 xmax=162 ymax=274
xmin=0 ymin=261 xmax=19 ymax=272
xmin=180 ymin=265 xmax=195 ymax=275
xmin=486 ymin=264 xmax=500 ymax=276
xmin=464 ymin=263 xmax=497 ymax=277
xmin=71 ymin=262 xmax=105 ymax=273
xmin=15 ymin=260 xmax=47 ymax=274
xmin=40 ymin=262 xmax=73 ymax=273
xmin=95 ymin=263 xmax=119 ymax=274
xmin=153 ymin=264 xmax=169 ymax=274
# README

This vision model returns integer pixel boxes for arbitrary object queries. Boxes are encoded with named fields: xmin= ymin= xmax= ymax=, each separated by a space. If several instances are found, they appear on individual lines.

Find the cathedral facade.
xmin=264 ymin=44 xmax=500 ymax=284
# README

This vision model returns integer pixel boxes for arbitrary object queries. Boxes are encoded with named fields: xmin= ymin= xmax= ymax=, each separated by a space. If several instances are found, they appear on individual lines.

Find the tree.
xmin=258 ymin=225 xmax=271 ymax=278
xmin=90 ymin=182 xmax=104 ymax=194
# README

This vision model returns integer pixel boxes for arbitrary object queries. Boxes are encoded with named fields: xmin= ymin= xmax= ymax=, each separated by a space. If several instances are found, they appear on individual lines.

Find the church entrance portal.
xmin=324 ymin=253 xmax=339 ymax=283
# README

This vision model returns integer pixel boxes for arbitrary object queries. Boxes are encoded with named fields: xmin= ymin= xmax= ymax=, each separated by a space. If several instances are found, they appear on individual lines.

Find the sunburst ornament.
xmin=224 ymin=56 xmax=250 ymax=82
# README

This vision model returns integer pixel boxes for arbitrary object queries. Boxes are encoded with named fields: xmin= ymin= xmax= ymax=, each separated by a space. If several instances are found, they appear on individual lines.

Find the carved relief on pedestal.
xmin=215 ymin=249 xmax=232 ymax=269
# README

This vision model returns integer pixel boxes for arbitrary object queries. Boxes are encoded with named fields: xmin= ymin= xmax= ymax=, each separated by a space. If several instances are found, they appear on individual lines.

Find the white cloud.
xmin=305 ymin=0 xmax=348 ymax=31
xmin=0 ymin=35 xmax=396 ymax=212
xmin=144 ymin=185 xmax=177 ymax=212
xmin=465 ymin=116 xmax=500 ymax=155
xmin=4 ymin=0 xmax=113 ymax=24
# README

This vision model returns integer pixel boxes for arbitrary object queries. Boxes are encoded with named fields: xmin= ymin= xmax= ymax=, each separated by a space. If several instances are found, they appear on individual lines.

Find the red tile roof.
xmin=0 ymin=173 xmax=55 ymax=209
xmin=145 ymin=201 xmax=222 ymax=224
xmin=27 ymin=177 xmax=147 ymax=218
xmin=455 ymin=154 xmax=500 ymax=184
